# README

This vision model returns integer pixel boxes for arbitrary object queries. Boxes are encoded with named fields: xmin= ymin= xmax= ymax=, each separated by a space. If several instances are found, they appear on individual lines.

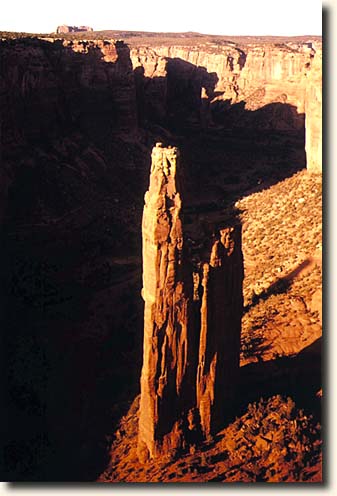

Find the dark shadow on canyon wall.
xmin=133 ymin=57 xmax=306 ymax=208
xmin=133 ymin=57 xmax=219 ymax=133
xmin=1 ymin=39 xmax=307 ymax=481
xmin=1 ymin=38 xmax=145 ymax=482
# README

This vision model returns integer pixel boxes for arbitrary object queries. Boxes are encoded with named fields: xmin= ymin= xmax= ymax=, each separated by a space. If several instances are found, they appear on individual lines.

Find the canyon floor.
xmin=99 ymin=168 xmax=322 ymax=483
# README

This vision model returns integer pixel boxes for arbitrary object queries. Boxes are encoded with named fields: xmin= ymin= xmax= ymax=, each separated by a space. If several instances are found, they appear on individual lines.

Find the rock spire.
xmin=138 ymin=143 xmax=243 ymax=461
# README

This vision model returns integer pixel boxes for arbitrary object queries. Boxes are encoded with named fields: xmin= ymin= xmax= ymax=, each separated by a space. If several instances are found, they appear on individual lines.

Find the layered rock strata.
xmin=131 ymin=40 xmax=322 ymax=170
xmin=0 ymin=37 xmax=137 ymax=151
xmin=1 ymin=36 xmax=321 ymax=169
xmin=131 ymin=41 xmax=319 ymax=116
xmin=138 ymin=144 xmax=243 ymax=461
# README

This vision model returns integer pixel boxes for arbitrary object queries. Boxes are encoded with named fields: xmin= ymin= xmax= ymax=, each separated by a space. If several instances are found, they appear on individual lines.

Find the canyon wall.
xmin=1 ymin=36 xmax=322 ymax=174
xmin=0 ymin=37 xmax=142 ymax=237
xmin=1 ymin=38 xmax=137 ymax=153
xmin=131 ymin=40 xmax=322 ymax=169
xmin=305 ymin=47 xmax=322 ymax=173
xmin=138 ymin=144 xmax=243 ymax=461
xmin=0 ymin=35 xmax=320 ymax=478
xmin=136 ymin=42 xmax=311 ymax=110
xmin=0 ymin=38 xmax=145 ymax=480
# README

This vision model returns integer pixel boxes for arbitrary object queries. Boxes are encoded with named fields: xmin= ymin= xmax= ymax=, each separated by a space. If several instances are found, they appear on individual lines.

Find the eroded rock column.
xmin=138 ymin=143 xmax=244 ymax=461
xmin=196 ymin=227 xmax=244 ymax=438
xmin=138 ymin=143 xmax=195 ymax=461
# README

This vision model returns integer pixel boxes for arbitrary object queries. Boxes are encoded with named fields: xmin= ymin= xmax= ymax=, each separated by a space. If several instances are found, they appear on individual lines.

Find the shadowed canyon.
xmin=0 ymin=31 xmax=322 ymax=482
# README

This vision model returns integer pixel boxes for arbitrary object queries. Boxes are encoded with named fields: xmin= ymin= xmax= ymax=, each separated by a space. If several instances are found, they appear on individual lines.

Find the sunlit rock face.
xmin=138 ymin=144 xmax=243 ymax=461
xmin=132 ymin=41 xmax=315 ymax=107
xmin=138 ymin=143 xmax=195 ymax=461
xmin=196 ymin=227 xmax=244 ymax=438
xmin=305 ymin=46 xmax=322 ymax=173
xmin=145 ymin=43 xmax=311 ymax=112
xmin=131 ymin=40 xmax=322 ymax=170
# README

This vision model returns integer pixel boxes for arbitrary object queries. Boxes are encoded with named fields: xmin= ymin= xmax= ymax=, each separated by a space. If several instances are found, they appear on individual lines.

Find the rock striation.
xmin=196 ymin=227 xmax=243 ymax=438
xmin=0 ymin=37 xmax=137 ymax=151
xmin=138 ymin=144 xmax=243 ymax=461
xmin=131 ymin=41 xmax=318 ymax=115
xmin=0 ymin=36 xmax=322 ymax=170
xmin=138 ymin=143 xmax=195 ymax=461
xmin=131 ymin=40 xmax=322 ymax=170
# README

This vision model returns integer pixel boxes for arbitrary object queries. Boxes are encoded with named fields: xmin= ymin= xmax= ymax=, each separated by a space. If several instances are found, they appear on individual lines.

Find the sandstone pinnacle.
xmin=138 ymin=144 xmax=243 ymax=461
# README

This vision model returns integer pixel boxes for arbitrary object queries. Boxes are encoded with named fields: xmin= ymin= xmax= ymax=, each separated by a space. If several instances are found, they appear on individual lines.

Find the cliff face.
xmin=142 ymin=42 xmax=311 ymax=110
xmin=1 ymin=38 xmax=137 ymax=143
xmin=1 ymin=37 xmax=321 ymax=174
xmin=138 ymin=144 xmax=243 ymax=461
xmin=0 ymin=38 xmax=145 ymax=480
xmin=0 ymin=37 xmax=142 ymax=235
xmin=132 ymin=48 xmax=168 ymax=125
xmin=305 ymin=47 xmax=322 ymax=172
xmin=131 ymin=40 xmax=322 ymax=168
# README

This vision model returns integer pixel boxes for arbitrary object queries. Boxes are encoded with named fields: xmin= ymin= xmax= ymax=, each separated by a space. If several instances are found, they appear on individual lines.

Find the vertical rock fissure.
xmin=196 ymin=228 xmax=244 ymax=438
xmin=138 ymin=143 xmax=243 ymax=461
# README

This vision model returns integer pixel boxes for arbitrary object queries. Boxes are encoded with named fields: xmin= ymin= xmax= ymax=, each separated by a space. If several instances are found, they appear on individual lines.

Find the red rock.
xmin=196 ymin=227 xmax=244 ymax=437
xmin=138 ymin=144 xmax=243 ymax=460
xmin=131 ymin=40 xmax=322 ymax=169
xmin=138 ymin=143 xmax=194 ymax=461
xmin=305 ymin=46 xmax=322 ymax=172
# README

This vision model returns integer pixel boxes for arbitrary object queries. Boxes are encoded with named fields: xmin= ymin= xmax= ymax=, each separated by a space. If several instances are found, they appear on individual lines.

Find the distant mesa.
xmin=56 ymin=25 xmax=93 ymax=34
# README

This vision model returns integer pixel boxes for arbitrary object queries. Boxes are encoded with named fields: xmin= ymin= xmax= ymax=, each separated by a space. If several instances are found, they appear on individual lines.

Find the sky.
xmin=1 ymin=0 xmax=323 ymax=36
